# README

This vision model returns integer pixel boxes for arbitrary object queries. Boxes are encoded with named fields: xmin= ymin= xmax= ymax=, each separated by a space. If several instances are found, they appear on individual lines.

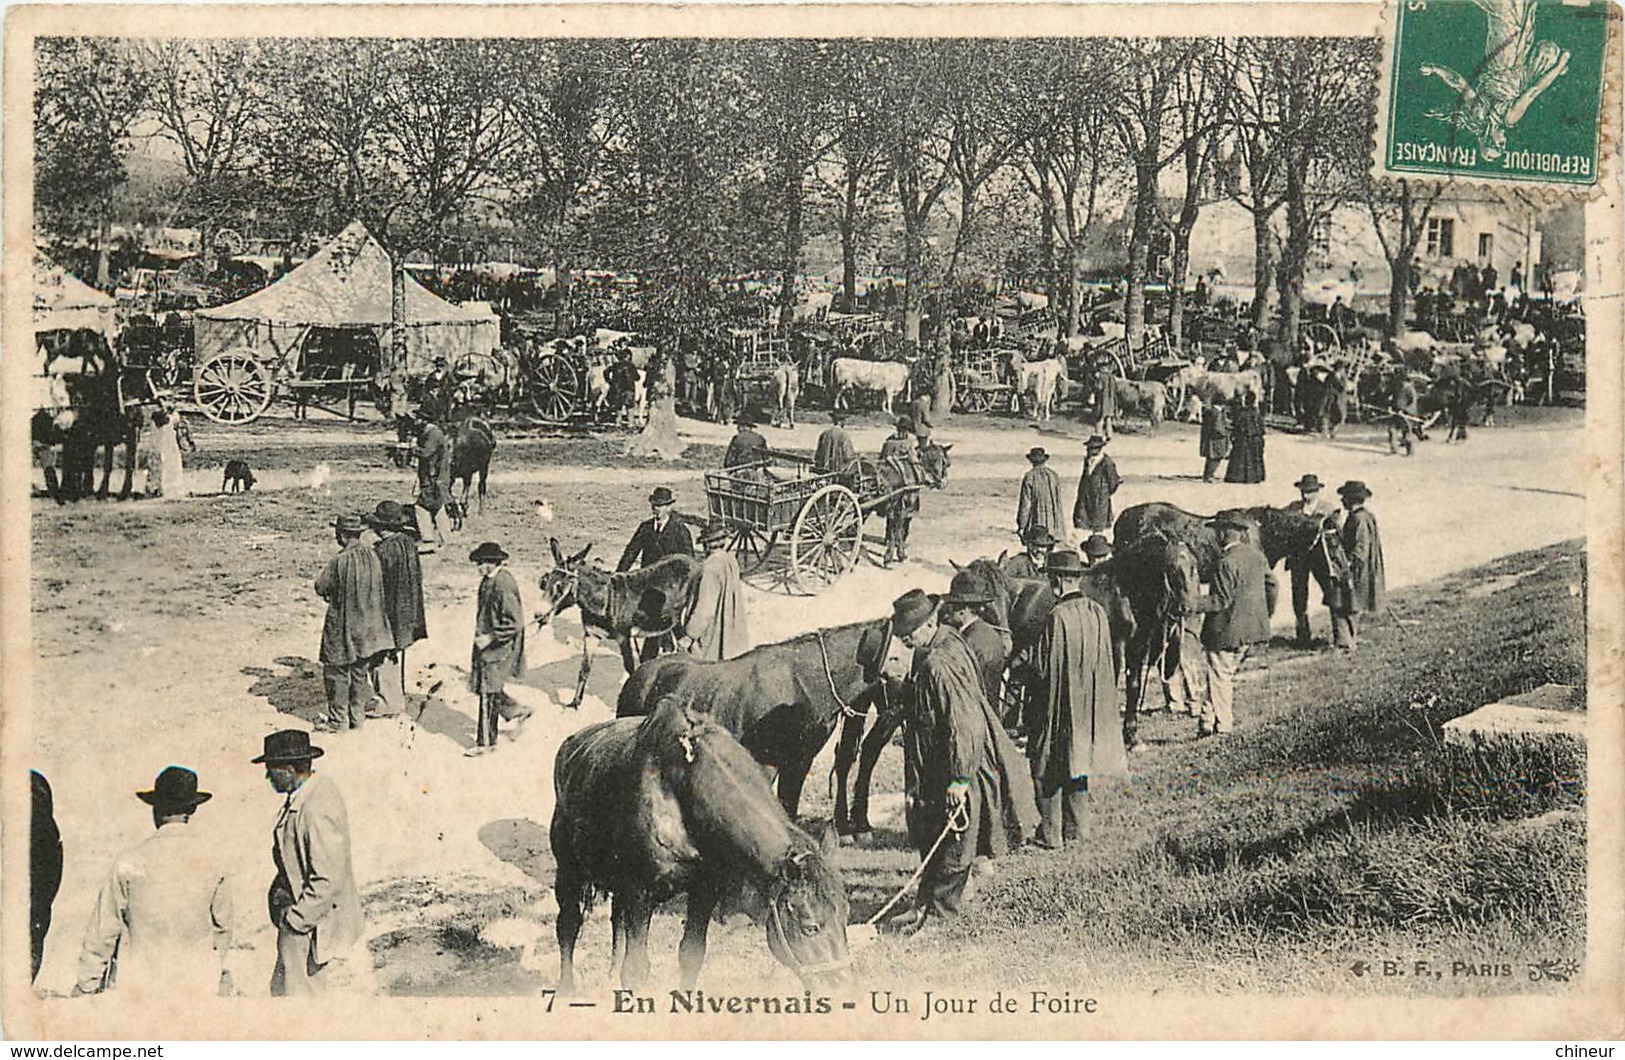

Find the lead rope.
xmin=817 ymin=629 xmax=866 ymax=720
xmin=863 ymin=799 xmax=971 ymax=927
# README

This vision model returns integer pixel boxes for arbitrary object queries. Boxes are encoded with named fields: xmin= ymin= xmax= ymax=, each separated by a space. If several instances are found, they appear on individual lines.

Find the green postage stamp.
xmin=1378 ymin=0 xmax=1613 ymax=186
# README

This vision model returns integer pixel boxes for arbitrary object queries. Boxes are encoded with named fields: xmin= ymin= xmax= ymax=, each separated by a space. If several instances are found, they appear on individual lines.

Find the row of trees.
xmin=39 ymin=35 xmax=1429 ymax=357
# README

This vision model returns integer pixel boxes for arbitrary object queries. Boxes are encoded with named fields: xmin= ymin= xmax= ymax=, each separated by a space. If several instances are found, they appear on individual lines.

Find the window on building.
xmin=1478 ymin=232 xmax=1493 ymax=260
xmin=1426 ymin=217 xmax=1455 ymax=258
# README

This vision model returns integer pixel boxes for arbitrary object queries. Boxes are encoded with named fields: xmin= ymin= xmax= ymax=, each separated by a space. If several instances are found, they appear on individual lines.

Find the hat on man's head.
xmin=1337 ymin=480 xmax=1372 ymax=502
xmin=251 ymin=729 xmax=324 ymax=765
xmin=365 ymin=500 xmax=411 ymax=531
xmin=890 ymin=588 xmax=939 ymax=637
xmin=1083 ymin=534 xmax=1112 ymax=559
xmin=895 ymin=416 xmax=915 ymax=434
xmin=1045 ymin=550 xmax=1086 ymax=576
xmin=137 ymin=766 xmax=212 ymax=811
xmin=1026 ymin=446 xmax=1049 ymax=463
xmin=1208 ymin=513 xmax=1251 ymax=532
xmin=649 ymin=486 xmax=676 ymax=507
xmin=699 ymin=521 xmax=731 ymax=547
xmin=1085 ymin=434 xmax=1108 ymax=451
xmin=829 ymin=408 xmax=848 ymax=423
xmin=1293 ymin=474 xmax=1324 ymax=493
xmin=735 ymin=411 xmax=756 ymax=428
xmin=332 ymin=513 xmax=366 ymax=535
xmin=943 ymin=571 xmax=993 ymax=607
xmin=1023 ymin=526 xmax=1056 ymax=548
xmin=469 ymin=541 xmax=509 ymax=564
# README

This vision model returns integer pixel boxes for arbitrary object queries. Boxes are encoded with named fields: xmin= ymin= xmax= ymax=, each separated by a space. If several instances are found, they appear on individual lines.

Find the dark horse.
xmin=44 ymin=332 xmax=144 ymax=502
xmin=536 ymin=537 xmax=700 ymax=709
xmin=448 ymin=415 xmax=497 ymax=521
xmin=617 ymin=617 xmax=899 ymax=820
xmin=830 ymin=549 xmax=1145 ymax=836
xmin=1114 ymin=501 xmax=1343 ymax=581
xmin=552 ymin=697 xmax=851 ymax=992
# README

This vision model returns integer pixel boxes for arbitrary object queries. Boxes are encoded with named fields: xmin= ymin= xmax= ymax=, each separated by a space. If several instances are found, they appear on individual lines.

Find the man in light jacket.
xmin=680 ymin=523 xmax=750 ymax=661
xmin=1185 ymin=514 xmax=1276 ymax=737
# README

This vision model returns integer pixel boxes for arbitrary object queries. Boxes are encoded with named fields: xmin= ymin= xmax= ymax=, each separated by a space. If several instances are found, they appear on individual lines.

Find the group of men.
xmin=1015 ymin=439 xmax=1121 ymax=552
xmin=74 ymin=730 xmax=365 ymax=999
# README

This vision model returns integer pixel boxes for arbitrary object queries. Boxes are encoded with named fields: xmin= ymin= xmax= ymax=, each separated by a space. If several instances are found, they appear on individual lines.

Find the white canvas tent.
xmin=194 ymin=221 xmax=499 ymax=375
xmin=33 ymin=254 xmax=117 ymax=342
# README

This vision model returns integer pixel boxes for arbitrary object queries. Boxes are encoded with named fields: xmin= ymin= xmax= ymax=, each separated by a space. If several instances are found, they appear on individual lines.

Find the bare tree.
xmin=1166 ymin=42 xmax=1229 ymax=348
xmin=819 ymin=42 xmax=890 ymax=314
xmin=877 ymin=41 xmax=953 ymax=343
xmin=1365 ymin=176 xmax=1443 ymax=336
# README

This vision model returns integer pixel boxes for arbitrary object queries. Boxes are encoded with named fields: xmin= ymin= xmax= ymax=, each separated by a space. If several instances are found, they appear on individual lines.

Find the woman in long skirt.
xmin=1224 ymin=391 xmax=1267 ymax=484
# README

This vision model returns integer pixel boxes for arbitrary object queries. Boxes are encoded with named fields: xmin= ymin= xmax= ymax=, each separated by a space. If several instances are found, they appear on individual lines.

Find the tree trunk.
xmin=840 ymin=170 xmax=861 ymax=313
xmin=390 ymin=250 xmax=408 ymax=377
xmin=1279 ymin=174 xmax=1309 ymax=352
xmin=778 ymin=164 xmax=803 ymax=333
xmin=1250 ymin=208 xmax=1275 ymax=332
xmin=1387 ymin=258 xmax=1412 ymax=337
xmin=626 ymin=351 xmax=685 ymax=459
xmin=1124 ymin=161 xmax=1158 ymax=347
xmin=1037 ymin=165 xmax=1061 ymax=326
xmin=902 ymin=214 xmax=925 ymax=343
xmin=1168 ymin=225 xmax=1192 ymax=350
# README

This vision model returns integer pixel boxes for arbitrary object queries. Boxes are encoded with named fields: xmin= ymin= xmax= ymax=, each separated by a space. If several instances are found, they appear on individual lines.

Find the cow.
xmin=1111 ymin=378 xmax=1167 ymax=429
xmin=1181 ymin=363 xmax=1264 ymax=407
xmin=773 ymin=359 xmax=800 ymax=428
xmin=830 ymin=357 xmax=911 ymax=415
xmin=1006 ymin=350 xmax=1067 ymax=421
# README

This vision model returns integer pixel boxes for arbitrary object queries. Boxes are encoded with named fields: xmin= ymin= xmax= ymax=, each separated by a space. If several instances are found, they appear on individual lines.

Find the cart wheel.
xmin=1302 ymin=324 xmax=1340 ymax=358
xmin=527 ymin=353 xmax=582 ymax=421
xmin=789 ymin=484 xmax=863 ymax=595
xmin=729 ymin=525 xmax=775 ymax=573
xmin=193 ymin=349 xmax=273 ymax=424
xmin=959 ymin=387 xmax=993 ymax=414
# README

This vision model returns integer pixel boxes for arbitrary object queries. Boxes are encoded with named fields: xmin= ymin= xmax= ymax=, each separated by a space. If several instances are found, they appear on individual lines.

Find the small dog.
xmin=222 ymin=460 xmax=257 ymax=494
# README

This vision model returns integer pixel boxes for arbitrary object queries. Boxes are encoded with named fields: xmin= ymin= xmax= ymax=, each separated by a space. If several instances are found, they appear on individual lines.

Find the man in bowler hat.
xmin=618 ymin=486 xmax=695 ymax=572
xmin=469 ymin=542 xmax=530 ymax=755
xmin=76 ymin=766 xmax=233 ymax=997
xmin=1285 ymin=473 xmax=1340 ymax=646
xmin=1331 ymin=481 xmax=1386 ymax=651
xmin=1017 ymin=446 xmax=1066 ymax=546
xmin=1183 ymin=514 xmax=1276 ymax=736
xmin=256 ymin=730 xmax=363 ymax=996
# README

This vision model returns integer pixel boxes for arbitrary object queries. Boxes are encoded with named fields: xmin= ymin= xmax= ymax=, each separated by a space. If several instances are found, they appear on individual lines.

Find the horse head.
xmin=919 ymin=441 xmax=953 ymax=489
xmin=765 ymin=827 xmax=852 ymax=990
xmin=536 ymin=537 xmax=593 ymax=626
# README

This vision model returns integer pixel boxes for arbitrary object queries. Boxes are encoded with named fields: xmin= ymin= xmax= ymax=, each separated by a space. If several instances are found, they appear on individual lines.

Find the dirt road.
xmin=24 ymin=406 xmax=1584 ymax=1002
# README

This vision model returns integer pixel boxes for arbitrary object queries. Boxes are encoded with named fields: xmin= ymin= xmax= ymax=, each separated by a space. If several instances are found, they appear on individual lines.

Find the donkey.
xmin=536 ymin=538 xmax=700 ymax=709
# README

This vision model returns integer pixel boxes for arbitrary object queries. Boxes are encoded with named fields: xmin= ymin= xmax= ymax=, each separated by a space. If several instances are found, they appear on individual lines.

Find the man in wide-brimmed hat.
xmin=468 ymin=542 xmax=530 ymax=755
xmin=618 ymin=485 xmax=695 ymax=573
xmin=887 ymin=589 xmax=1036 ymax=935
xmin=1072 ymin=434 xmax=1121 ymax=539
xmin=1331 ymin=481 xmax=1385 ymax=651
xmin=76 ymin=766 xmax=233 ymax=998
xmin=1003 ymin=525 xmax=1055 ymax=582
xmin=1082 ymin=533 xmax=1112 ymax=567
xmin=254 ymin=730 xmax=364 ymax=996
xmin=1025 ymin=550 xmax=1126 ymax=847
xmin=366 ymin=501 xmax=427 ymax=717
xmin=314 ymin=513 xmax=392 ymax=733
xmin=723 ymin=411 xmax=769 ymax=469
xmin=813 ymin=406 xmax=857 ymax=475
xmin=1184 ymin=514 xmax=1276 ymax=737
xmin=879 ymin=418 xmax=922 ymax=565
xmin=1017 ymin=446 xmax=1065 ymax=546
xmin=939 ymin=571 xmax=1009 ymax=705
xmin=1285 ymin=474 xmax=1341 ymax=647
xmin=679 ymin=522 xmax=750 ymax=662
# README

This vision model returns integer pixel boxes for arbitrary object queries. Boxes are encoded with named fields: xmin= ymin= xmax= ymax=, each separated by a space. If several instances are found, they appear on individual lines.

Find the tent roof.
xmin=196 ymin=221 xmax=495 ymax=328
xmin=34 ymin=254 xmax=115 ymax=315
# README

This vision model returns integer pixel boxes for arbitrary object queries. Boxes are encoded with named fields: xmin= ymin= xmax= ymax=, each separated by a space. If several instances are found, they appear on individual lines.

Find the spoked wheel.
xmin=729 ymin=524 xmax=775 ymax=573
xmin=958 ymin=386 xmax=994 ymax=413
xmin=526 ymin=353 xmax=582 ymax=421
xmin=788 ymin=484 xmax=863 ymax=595
xmin=1302 ymin=323 xmax=1340 ymax=359
xmin=194 ymin=349 xmax=273 ymax=424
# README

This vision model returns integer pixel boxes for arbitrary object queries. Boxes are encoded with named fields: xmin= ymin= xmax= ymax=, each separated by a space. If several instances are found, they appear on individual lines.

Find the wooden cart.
xmin=704 ymin=449 xmax=920 ymax=595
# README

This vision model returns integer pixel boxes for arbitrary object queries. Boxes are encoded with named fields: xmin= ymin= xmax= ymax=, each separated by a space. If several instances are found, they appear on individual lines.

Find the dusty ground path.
xmin=25 ymin=406 xmax=1584 ymax=999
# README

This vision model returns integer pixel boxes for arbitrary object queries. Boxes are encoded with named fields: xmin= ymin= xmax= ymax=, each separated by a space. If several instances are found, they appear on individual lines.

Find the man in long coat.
xmin=1200 ymin=398 xmax=1231 ymax=482
xmin=723 ymin=413 xmax=769 ymax=468
xmin=1027 ymin=550 xmax=1127 ymax=847
xmin=680 ymin=523 xmax=750 ymax=661
xmin=1284 ymin=473 xmax=1340 ymax=646
xmin=618 ymin=486 xmax=695 ymax=572
xmin=256 ymin=731 xmax=364 ymax=996
xmin=367 ymin=500 xmax=427 ymax=717
xmin=890 ymin=589 xmax=1036 ymax=934
xmin=468 ymin=541 xmax=529 ymax=755
xmin=880 ymin=418 xmax=921 ymax=565
xmin=1072 ymin=435 xmax=1121 ymax=538
xmin=1017 ymin=446 xmax=1065 ymax=544
xmin=813 ymin=408 xmax=857 ymax=475
xmin=940 ymin=572 xmax=1011 ymax=707
xmin=315 ymin=514 xmax=393 ymax=732
xmin=1186 ymin=515 xmax=1275 ymax=736
xmin=76 ymin=767 xmax=232 ymax=998
xmin=1331 ymin=480 xmax=1386 ymax=651
xmin=414 ymin=418 xmax=452 ymax=550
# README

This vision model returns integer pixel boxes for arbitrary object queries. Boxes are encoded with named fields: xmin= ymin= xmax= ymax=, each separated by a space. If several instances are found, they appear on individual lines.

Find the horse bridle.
xmin=817 ymin=621 xmax=892 ymax=720
xmin=534 ymin=567 xmax=579 ymax=627
xmin=764 ymin=883 xmax=851 ymax=980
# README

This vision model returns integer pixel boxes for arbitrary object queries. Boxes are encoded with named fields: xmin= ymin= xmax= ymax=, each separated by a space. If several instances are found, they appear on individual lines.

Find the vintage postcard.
xmin=3 ymin=3 xmax=1621 ymax=1043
